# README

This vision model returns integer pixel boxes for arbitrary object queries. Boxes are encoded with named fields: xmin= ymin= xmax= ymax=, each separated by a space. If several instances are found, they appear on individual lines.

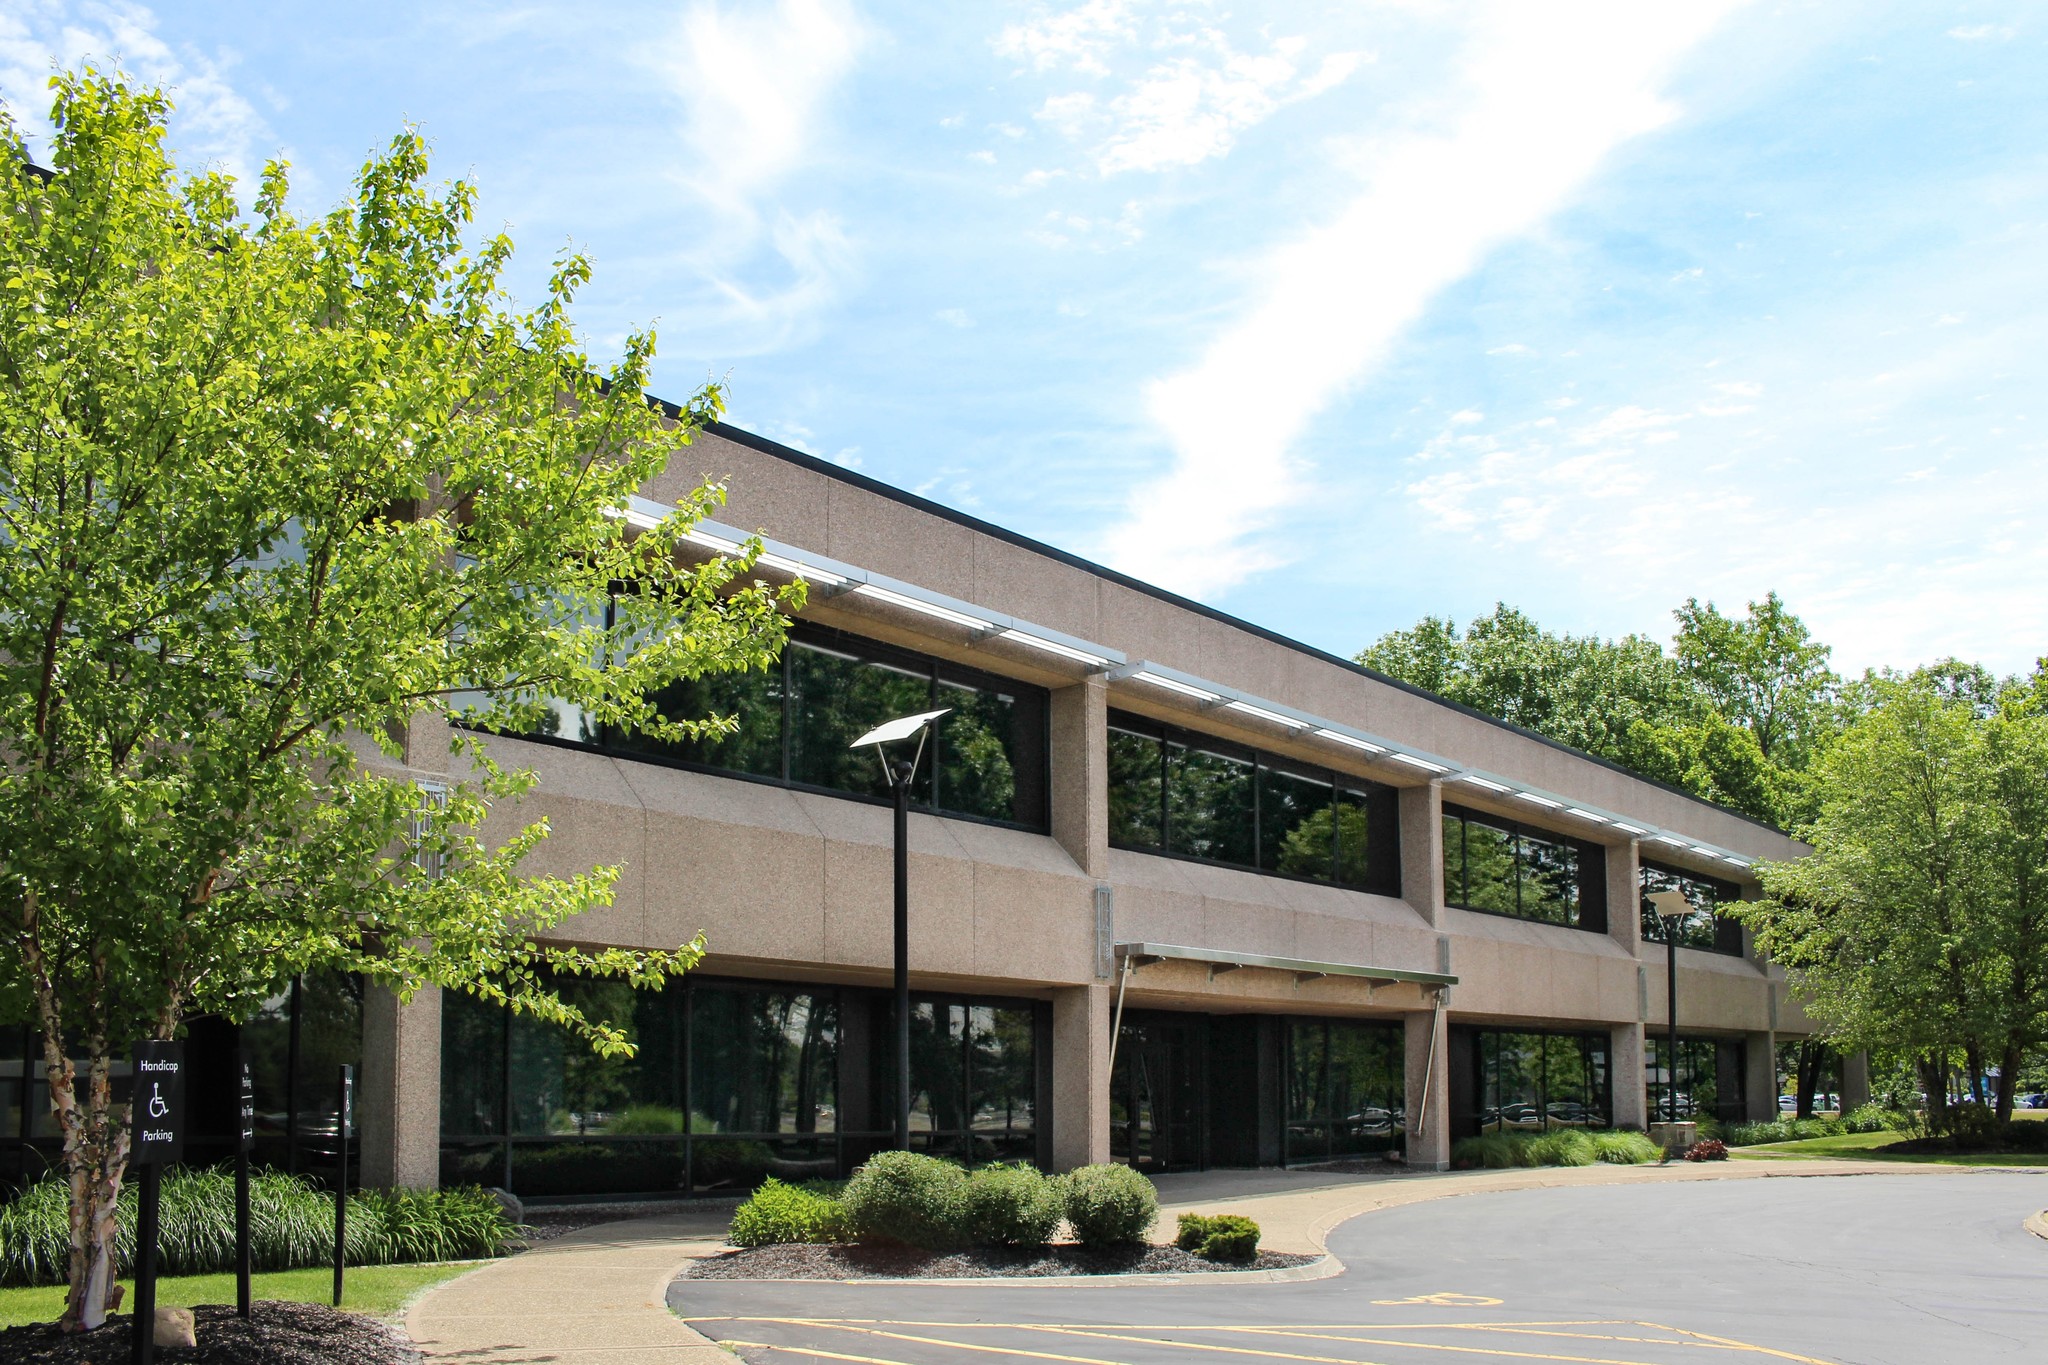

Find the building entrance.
xmin=1109 ymin=1012 xmax=1206 ymax=1173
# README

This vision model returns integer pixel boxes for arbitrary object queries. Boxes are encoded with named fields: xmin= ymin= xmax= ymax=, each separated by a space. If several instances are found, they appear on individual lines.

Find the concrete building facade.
xmin=357 ymin=423 xmax=1817 ymax=1197
xmin=0 ymin=421 xmax=1820 ymax=1198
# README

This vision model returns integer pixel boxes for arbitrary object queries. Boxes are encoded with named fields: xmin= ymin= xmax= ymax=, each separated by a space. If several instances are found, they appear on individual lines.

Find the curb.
xmin=2026 ymin=1209 xmax=2048 ymax=1241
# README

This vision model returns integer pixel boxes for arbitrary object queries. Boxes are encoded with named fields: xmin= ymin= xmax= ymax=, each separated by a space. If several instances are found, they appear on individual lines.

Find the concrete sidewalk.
xmin=404 ymin=1158 xmax=2026 ymax=1365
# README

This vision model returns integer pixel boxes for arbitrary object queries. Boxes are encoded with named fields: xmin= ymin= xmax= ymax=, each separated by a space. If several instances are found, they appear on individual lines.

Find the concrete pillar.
xmin=1610 ymin=1022 xmax=1647 ymax=1130
xmin=1403 ymin=1001 xmax=1450 ymax=1170
xmin=359 ymin=984 xmax=442 ymax=1189
xmin=1051 ymin=983 xmax=1112 ymax=1170
xmin=1840 ymin=1050 xmax=1872 ymax=1112
xmin=1049 ymin=678 xmax=1109 ymax=880
xmin=1744 ymin=1031 xmax=1777 ymax=1124
xmin=1608 ymin=837 xmax=1642 ymax=956
xmin=1398 ymin=779 xmax=1443 ymax=928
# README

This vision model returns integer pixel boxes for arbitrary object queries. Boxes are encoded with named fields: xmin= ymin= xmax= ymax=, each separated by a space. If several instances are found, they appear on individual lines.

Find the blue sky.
xmin=4 ymin=1 xmax=2043 ymax=676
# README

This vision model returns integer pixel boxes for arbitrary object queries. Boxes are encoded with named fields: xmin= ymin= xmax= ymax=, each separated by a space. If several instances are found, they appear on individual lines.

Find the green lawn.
xmin=0 ymin=1261 xmax=483 ymax=1330
xmin=1731 ymin=1128 xmax=2048 ymax=1166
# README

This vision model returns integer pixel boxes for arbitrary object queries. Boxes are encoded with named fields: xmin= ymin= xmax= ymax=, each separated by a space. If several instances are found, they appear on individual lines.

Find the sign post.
xmin=235 ymin=1050 xmax=255 ymax=1318
xmin=129 ymin=1041 xmax=185 ymax=1365
xmin=332 ymin=1064 xmax=352 ymax=1309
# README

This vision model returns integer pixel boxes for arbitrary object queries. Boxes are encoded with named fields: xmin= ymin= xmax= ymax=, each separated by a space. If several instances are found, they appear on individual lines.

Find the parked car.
xmin=1778 ymin=1095 xmax=1797 ymax=1113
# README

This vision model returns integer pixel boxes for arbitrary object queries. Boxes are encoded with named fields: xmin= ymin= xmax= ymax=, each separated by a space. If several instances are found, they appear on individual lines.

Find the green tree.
xmin=1672 ymin=592 xmax=1839 ymax=769
xmin=1734 ymin=671 xmax=2048 ymax=1124
xmin=0 ymin=74 xmax=798 ymax=1330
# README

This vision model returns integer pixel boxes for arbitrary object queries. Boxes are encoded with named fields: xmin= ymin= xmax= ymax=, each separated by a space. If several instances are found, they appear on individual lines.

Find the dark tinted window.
xmin=1472 ymin=1028 xmax=1610 ymax=1133
xmin=485 ymin=616 xmax=1050 ymax=832
xmin=1108 ymin=709 xmax=1400 ymax=893
xmin=1286 ymin=1018 xmax=1404 ymax=1163
xmin=1442 ymin=804 xmax=1607 ymax=932
xmin=1641 ymin=860 xmax=1742 ymax=955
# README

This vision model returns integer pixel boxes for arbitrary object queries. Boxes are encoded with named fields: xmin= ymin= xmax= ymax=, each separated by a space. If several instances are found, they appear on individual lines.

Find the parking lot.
xmin=676 ymin=1170 xmax=2048 ymax=1365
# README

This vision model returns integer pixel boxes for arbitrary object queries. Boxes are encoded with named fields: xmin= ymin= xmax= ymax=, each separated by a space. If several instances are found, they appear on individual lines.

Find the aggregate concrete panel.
xmin=509 ymin=792 xmax=650 ymax=948
xmin=823 ymin=480 xmax=979 ymax=603
xmin=1096 ymin=578 xmax=1202 ymax=672
xmin=971 ymin=533 xmax=1101 ymax=641
xmin=673 ymin=429 xmax=832 ymax=549
xmin=971 ymin=860 xmax=1096 ymax=985
xmin=639 ymin=813 xmax=826 ymax=964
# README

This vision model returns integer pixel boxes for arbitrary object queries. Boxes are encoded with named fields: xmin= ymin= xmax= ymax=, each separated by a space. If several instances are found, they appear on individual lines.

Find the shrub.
xmin=1589 ymin=1130 xmax=1662 ymax=1164
xmin=1684 ymin=1138 xmax=1729 ymax=1162
xmin=728 ymin=1178 xmax=847 ymax=1247
xmin=1174 ymin=1213 xmax=1260 ymax=1263
xmin=1720 ymin=1117 xmax=1845 ymax=1147
xmin=840 ymin=1151 xmax=968 ymax=1250
xmin=1841 ymin=1104 xmax=1907 ymax=1135
xmin=1059 ymin=1163 xmax=1157 ymax=1247
xmin=0 ymin=1169 xmax=517 ymax=1288
xmin=959 ymin=1163 xmax=1062 ymax=1248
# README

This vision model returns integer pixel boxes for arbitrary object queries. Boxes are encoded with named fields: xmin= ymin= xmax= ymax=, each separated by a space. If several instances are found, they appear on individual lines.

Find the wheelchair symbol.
xmin=147 ymin=1084 xmax=169 ymax=1119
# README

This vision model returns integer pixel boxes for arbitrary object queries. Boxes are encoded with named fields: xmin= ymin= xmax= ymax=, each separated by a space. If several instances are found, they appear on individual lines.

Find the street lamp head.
xmin=849 ymin=707 xmax=952 ymax=750
xmin=1649 ymin=889 xmax=1693 ymax=921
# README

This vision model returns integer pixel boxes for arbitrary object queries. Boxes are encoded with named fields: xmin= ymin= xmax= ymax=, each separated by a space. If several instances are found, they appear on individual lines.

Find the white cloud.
xmin=1946 ymin=24 xmax=2015 ymax=41
xmin=1094 ymin=1 xmax=1748 ymax=595
xmin=934 ymin=307 xmax=974 ymax=328
xmin=1487 ymin=342 xmax=1535 ymax=356
xmin=1010 ymin=5 xmax=1367 ymax=176
xmin=1714 ymin=380 xmax=1763 ymax=397
xmin=0 ymin=0 xmax=273 ymax=184
xmin=664 ymin=0 xmax=864 ymax=219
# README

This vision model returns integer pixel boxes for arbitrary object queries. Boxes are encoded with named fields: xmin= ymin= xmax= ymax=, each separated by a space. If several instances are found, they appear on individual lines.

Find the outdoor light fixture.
xmin=996 ymin=629 xmax=1110 ymax=667
xmin=1565 ymin=808 xmax=1609 ymax=823
xmin=850 ymin=583 xmax=995 ymax=631
xmin=680 ymin=527 xmax=746 ymax=554
xmin=1648 ymin=888 xmax=1694 ymax=1127
xmin=1457 ymin=775 xmax=1510 ymax=793
xmin=1653 ymin=834 xmax=1689 ymax=848
xmin=1222 ymin=699 xmax=1299 ymax=728
xmin=1514 ymin=791 xmax=1564 ymax=809
xmin=1388 ymin=752 xmax=1451 ymax=774
xmin=1314 ymin=728 xmax=1386 ymax=754
xmin=1611 ymin=822 xmax=1647 ymax=835
xmin=1130 ymin=670 xmax=1223 ymax=702
xmin=850 ymin=706 xmax=951 ymax=1151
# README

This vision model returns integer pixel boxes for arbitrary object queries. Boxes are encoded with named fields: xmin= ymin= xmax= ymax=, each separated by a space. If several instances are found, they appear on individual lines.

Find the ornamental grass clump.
xmin=1453 ymin=1129 xmax=1660 ymax=1170
xmin=960 ymin=1163 xmax=1063 ymax=1248
xmin=727 ymin=1178 xmax=848 ymax=1247
xmin=0 ymin=1170 xmax=517 ymax=1288
xmin=840 ymin=1151 xmax=968 ymax=1250
xmin=1174 ymin=1213 xmax=1260 ymax=1263
xmin=1058 ymin=1163 xmax=1157 ymax=1247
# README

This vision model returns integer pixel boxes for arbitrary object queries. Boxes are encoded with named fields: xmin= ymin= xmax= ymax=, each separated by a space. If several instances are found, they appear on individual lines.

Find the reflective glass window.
xmin=620 ymin=665 xmax=783 ymax=777
xmin=1475 ymin=1028 xmax=1611 ymax=1134
xmin=1641 ymin=861 xmax=1740 ymax=954
xmin=440 ymin=991 xmax=507 ymax=1138
xmin=1285 ymin=1018 xmax=1404 ymax=1162
xmin=1167 ymin=738 xmax=1256 ymax=866
xmin=1463 ymin=820 xmax=1520 ymax=916
xmin=692 ymin=986 xmax=837 ymax=1135
xmin=1443 ymin=805 xmax=1601 ymax=931
xmin=1109 ymin=709 xmax=1400 ymax=890
xmin=789 ymin=638 xmax=932 ymax=802
xmin=1520 ymin=831 xmax=1579 ymax=926
xmin=1107 ymin=726 xmax=1165 ymax=846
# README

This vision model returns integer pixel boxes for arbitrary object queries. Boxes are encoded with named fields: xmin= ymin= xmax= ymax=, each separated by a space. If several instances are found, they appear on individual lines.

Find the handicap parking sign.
xmin=131 ymin=1041 xmax=185 ymax=1165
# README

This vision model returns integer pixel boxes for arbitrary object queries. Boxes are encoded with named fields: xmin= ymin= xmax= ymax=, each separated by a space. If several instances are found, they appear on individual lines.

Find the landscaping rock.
xmin=153 ymin=1307 xmax=197 ymax=1348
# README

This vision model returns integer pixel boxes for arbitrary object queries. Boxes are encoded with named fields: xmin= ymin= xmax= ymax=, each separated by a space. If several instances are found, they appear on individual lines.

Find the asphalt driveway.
xmin=672 ymin=1169 xmax=2048 ymax=1365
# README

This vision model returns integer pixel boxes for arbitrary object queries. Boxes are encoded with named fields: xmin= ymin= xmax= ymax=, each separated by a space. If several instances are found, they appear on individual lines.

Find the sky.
xmin=2 ymin=0 xmax=2044 ymax=677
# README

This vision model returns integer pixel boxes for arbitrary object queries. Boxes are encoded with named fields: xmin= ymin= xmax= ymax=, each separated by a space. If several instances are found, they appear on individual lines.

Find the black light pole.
xmin=1649 ymin=891 xmax=1692 ymax=1125
xmin=850 ymin=707 xmax=950 ymax=1152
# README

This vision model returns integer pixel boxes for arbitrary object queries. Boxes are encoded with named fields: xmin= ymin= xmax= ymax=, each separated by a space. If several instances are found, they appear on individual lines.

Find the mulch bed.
xmin=0 ymin=1303 xmax=415 ymax=1365
xmin=684 ymin=1242 xmax=1317 ymax=1280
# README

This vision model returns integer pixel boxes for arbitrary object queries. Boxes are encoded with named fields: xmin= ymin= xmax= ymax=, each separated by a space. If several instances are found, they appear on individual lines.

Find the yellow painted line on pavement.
xmin=1006 ymin=1322 xmax=1398 ymax=1365
xmin=1632 ymin=1321 xmax=1843 ymax=1365
xmin=774 ymin=1320 xmax=1134 ymax=1365
xmin=717 ymin=1341 xmax=943 ymax=1365
xmin=1244 ymin=1325 xmax=1699 ymax=1365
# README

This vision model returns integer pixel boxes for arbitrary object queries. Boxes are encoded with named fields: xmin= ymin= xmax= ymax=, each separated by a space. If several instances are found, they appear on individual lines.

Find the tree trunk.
xmin=42 ymin=1038 xmax=131 ymax=1332
xmin=1996 ymin=1039 xmax=2021 ymax=1123
xmin=1917 ymin=1053 xmax=1948 ymax=1135
xmin=1795 ymin=1041 xmax=1822 ymax=1119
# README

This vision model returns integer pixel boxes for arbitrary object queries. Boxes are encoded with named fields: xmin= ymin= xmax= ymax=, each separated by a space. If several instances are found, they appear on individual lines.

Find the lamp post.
xmin=850 ymin=707 xmax=950 ymax=1151
xmin=1648 ymin=889 xmax=1693 ymax=1125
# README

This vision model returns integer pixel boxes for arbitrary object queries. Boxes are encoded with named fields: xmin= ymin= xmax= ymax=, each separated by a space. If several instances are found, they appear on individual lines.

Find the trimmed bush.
xmin=840 ymin=1151 xmax=967 ymax=1250
xmin=1452 ymin=1128 xmax=1659 ymax=1171
xmin=0 ymin=1169 xmax=517 ymax=1288
xmin=960 ymin=1163 xmax=1062 ymax=1248
xmin=1841 ymin=1104 xmax=1908 ymax=1135
xmin=1720 ymin=1117 xmax=1846 ymax=1147
xmin=1174 ymin=1213 xmax=1260 ymax=1263
xmin=728 ymin=1178 xmax=847 ymax=1247
xmin=1059 ymin=1163 xmax=1156 ymax=1247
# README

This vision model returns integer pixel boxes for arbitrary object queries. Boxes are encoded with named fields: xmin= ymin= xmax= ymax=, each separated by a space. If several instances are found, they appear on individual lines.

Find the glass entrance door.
xmin=1110 ymin=1012 xmax=1206 ymax=1172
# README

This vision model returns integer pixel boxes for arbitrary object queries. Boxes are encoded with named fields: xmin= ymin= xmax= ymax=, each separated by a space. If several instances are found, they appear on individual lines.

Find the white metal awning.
xmin=1113 ymin=941 xmax=1456 ymax=988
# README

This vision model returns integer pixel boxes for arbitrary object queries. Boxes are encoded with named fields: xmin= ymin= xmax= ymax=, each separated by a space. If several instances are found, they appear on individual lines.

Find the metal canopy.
xmin=1113 ymin=941 xmax=1457 ymax=988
